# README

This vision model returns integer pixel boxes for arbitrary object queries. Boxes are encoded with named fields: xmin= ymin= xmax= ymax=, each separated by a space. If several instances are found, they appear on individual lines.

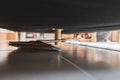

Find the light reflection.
xmin=50 ymin=53 xmax=62 ymax=67
xmin=1 ymin=42 xmax=120 ymax=70
xmin=0 ymin=51 xmax=8 ymax=66
xmin=0 ymin=50 xmax=13 ymax=70
xmin=0 ymin=42 xmax=17 ymax=69
xmin=0 ymin=42 xmax=18 ymax=51
xmin=61 ymin=43 xmax=120 ymax=69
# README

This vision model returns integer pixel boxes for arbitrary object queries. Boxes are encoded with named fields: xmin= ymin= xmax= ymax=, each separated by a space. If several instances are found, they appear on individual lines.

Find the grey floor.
xmin=0 ymin=42 xmax=120 ymax=80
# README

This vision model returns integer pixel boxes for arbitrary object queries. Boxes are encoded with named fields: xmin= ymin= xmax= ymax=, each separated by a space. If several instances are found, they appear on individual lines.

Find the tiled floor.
xmin=0 ymin=42 xmax=120 ymax=80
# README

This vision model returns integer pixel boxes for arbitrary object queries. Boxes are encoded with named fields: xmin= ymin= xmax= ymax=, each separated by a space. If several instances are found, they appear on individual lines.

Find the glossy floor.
xmin=0 ymin=42 xmax=120 ymax=80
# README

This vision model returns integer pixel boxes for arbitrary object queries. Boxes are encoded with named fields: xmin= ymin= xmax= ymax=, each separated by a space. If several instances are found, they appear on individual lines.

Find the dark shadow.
xmin=2 ymin=48 xmax=77 ymax=74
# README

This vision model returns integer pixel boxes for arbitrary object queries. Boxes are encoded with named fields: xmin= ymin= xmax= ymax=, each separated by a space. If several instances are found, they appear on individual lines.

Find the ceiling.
xmin=0 ymin=0 xmax=120 ymax=33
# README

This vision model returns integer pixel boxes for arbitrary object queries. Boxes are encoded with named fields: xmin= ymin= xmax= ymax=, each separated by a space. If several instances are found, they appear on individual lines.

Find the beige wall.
xmin=61 ymin=34 xmax=74 ymax=39
xmin=0 ymin=32 xmax=18 ymax=41
xmin=7 ymin=33 xmax=17 ymax=41
xmin=0 ymin=32 xmax=7 ymax=41
xmin=109 ymin=31 xmax=119 ymax=42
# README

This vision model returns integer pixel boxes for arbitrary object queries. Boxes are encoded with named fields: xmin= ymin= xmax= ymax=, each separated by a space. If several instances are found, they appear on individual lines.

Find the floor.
xmin=66 ymin=39 xmax=120 ymax=51
xmin=0 ymin=42 xmax=120 ymax=80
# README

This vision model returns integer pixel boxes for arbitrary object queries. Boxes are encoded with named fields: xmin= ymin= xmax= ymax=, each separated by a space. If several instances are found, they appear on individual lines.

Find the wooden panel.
xmin=7 ymin=33 xmax=17 ymax=41
xmin=61 ymin=34 xmax=74 ymax=39
xmin=109 ymin=31 xmax=119 ymax=42
xmin=118 ymin=30 xmax=120 ymax=43
xmin=91 ymin=32 xmax=96 ymax=42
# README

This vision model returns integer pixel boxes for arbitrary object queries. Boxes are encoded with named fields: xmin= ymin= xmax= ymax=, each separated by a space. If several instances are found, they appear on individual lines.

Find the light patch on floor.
xmin=66 ymin=40 xmax=120 ymax=51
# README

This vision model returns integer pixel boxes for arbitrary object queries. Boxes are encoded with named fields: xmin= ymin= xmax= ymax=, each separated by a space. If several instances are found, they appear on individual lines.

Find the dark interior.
xmin=0 ymin=0 xmax=120 ymax=33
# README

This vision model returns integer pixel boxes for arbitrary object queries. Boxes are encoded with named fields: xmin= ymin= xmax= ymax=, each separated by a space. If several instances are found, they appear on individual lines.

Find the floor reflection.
xmin=0 ymin=48 xmax=95 ymax=80
xmin=0 ymin=42 xmax=120 ymax=80
xmin=0 ymin=42 xmax=17 ymax=70
xmin=0 ymin=51 xmax=9 ymax=69
xmin=0 ymin=41 xmax=17 ymax=51
xmin=0 ymin=43 xmax=120 ymax=70
xmin=60 ymin=43 xmax=120 ymax=69
xmin=0 ymin=48 xmax=79 ymax=74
